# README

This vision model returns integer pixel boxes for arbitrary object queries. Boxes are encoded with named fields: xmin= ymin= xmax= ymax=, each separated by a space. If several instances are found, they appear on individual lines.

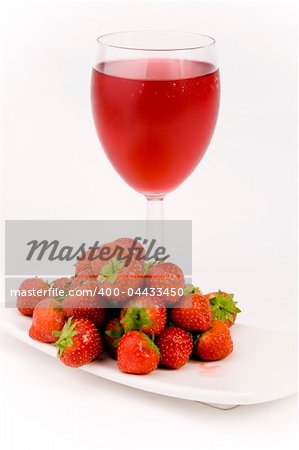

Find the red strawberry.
xmin=117 ymin=331 xmax=160 ymax=374
xmin=120 ymin=295 xmax=166 ymax=336
xmin=70 ymin=269 xmax=96 ymax=291
xmin=50 ymin=277 xmax=72 ymax=300
xmin=69 ymin=272 xmax=98 ymax=291
xmin=17 ymin=277 xmax=49 ymax=316
xmin=63 ymin=281 xmax=106 ymax=328
xmin=104 ymin=318 xmax=123 ymax=358
xmin=75 ymin=248 xmax=95 ymax=275
xmin=29 ymin=298 xmax=66 ymax=343
xmin=51 ymin=277 xmax=72 ymax=291
xmin=205 ymin=291 xmax=241 ymax=327
xmin=54 ymin=317 xmax=103 ymax=368
xmin=70 ymin=279 xmax=99 ymax=294
xmin=194 ymin=319 xmax=233 ymax=361
xmin=91 ymin=241 xmax=122 ymax=276
xmin=170 ymin=285 xmax=212 ymax=332
xmin=92 ymin=241 xmax=144 ymax=303
xmin=156 ymin=327 xmax=193 ymax=369
xmin=113 ymin=237 xmax=145 ymax=261
xmin=69 ymin=273 xmax=85 ymax=291
xmin=145 ymin=262 xmax=184 ymax=305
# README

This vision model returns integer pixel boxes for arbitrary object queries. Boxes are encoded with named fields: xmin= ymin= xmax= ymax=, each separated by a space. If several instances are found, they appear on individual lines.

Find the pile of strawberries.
xmin=16 ymin=237 xmax=241 ymax=374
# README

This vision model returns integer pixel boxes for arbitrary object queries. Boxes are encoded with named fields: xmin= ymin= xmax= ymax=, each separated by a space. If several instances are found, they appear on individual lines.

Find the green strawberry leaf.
xmin=52 ymin=330 xmax=61 ymax=337
xmin=53 ymin=317 xmax=78 ymax=356
xmin=53 ymin=297 xmax=66 ymax=306
xmin=105 ymin=321 xmax=124 ymax=348
xmin=121 ymin=307 xmax=153 ymax=332
xmin=53 ymin=296 xmax=66 ymax=302
xmin=98 ymin=258 xmax=125 ymax=284
xmin=183 ymin=284 xmax=202 ymax=295
xmin=209 ymin=291 xmax=241 ymax=323
xmin=141 ymin=332 xmax=160 ymax=356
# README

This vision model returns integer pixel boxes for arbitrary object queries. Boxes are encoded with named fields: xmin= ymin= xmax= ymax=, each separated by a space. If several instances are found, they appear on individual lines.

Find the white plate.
xmin=0 ymin=308 xmax=297 ymax=408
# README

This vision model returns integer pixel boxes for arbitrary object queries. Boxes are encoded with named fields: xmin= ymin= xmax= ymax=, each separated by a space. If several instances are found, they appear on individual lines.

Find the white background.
xmin=0 ymin=1 xmax=298 ymax=450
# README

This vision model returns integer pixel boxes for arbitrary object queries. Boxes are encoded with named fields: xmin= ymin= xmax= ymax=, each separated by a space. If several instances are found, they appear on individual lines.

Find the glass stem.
xmin=146 ymin=196 xmax=164 ymax=221
xmin=145 ymin=197 xmax=165 ymax=247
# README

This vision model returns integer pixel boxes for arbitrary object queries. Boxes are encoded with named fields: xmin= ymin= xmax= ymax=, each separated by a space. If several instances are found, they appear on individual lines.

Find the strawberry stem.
xmin=98 ymin=258 xmax=125 ymax=284
xmin=53 ymin=317 xmax=78 ymax=355
xmin=121 ymin=307 xmax=153 ymax=332
xmin=209 ymin=291 xmax=241 ymax=323
xmin=183 ymin=284 xmax=202 ymax=295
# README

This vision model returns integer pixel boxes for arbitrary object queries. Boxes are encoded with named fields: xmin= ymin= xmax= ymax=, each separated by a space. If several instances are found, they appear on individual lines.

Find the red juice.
xmin=91 ymin=59 xmax=220 ymax=196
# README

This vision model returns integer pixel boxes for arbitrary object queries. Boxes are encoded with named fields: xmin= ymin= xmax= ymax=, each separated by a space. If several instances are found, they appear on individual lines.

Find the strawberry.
xmin=29 ymin=298 xmax=66 ymax=343
xmin=104 ymin=318 xmax=123 ymax=358
xmin=50 ymin=277 xmax=72 ymax=300
xmin=92 ymin=241 xmax=144 ymax=303
xmin=54 ymin=317 xmax=103 ymax=368
xmin=194 ymin=319 xmax=233 ymax=361
xmin=117 ymin=331 xmax=160 ymax=374
xmin=51 ymin=277 xmax=72 ymax=291
xmin=91 ymin=241 xmax=121 ymax=277
xmin=145 ymin=262 xmax=184 ymax=305
xmin=170 ymin=285 xmax=212 ymax=332
xmin=17 ymin=277 xmax=49 ymax=316
xmin=62 ymin=281 xmax=106 ymax=328
xmin=205 ymin=291 xmax=241 ymax=327
xmin=69 ymin=272 xmax=86 ymax=291
xmin=71 ymin=279 xmax=99 ymax=293
xmin=75 ymin=248 xmax=95 ymax=275
xmin=156 ymin=327 xmax=193 ymax=369
xmin=113 ymin=237 xmax=145 ymax=260
xmin=70 ymin=269 xmax=96 ymax=291
xmin=120 ymin=295 xmax=166 ymax=336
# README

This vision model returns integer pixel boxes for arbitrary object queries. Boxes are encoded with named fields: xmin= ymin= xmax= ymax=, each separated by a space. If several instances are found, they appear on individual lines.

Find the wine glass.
xmin=91 ymin=31 xmax=220 ymax=221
